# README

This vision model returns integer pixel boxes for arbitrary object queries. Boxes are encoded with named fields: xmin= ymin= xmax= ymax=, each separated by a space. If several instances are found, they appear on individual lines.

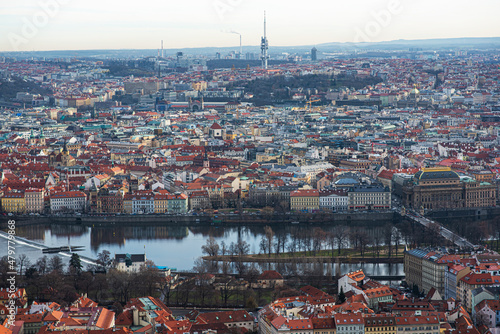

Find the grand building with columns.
xmin=402 ymin=167 xmax=496 ymax=211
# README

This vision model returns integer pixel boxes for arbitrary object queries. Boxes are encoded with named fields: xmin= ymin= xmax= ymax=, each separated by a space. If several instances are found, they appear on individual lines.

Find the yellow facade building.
xmin=2 ymin=192 xmax=26 ymax=214
xmin=290 ymin=189 xmax=319 ymax=212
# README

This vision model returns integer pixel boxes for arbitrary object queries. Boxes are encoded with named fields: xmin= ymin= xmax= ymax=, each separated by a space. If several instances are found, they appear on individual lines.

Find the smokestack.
xmin=161 ymin=40 xmax=164 ymax=58
xmin=240 ymin=35 xmax=242 ymax=58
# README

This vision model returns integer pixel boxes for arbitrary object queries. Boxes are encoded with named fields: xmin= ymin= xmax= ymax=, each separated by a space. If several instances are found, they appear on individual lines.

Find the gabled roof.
xmin=258 ymin=270 xmax=283 ymax=280
xmin=210 ymin=123 xmax=223 ymax=130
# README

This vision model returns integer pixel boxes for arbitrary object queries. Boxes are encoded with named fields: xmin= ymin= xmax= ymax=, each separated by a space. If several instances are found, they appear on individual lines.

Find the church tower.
xmin=29 ymin=129 xmax=37 ymax=146
xmin=39 ymin=128 xmax=46 ymax=146
xmin=203 ymin=149 xmax=210 ymax=168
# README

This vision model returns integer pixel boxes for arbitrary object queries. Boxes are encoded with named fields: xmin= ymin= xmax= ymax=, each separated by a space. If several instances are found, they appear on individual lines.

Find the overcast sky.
xmin=1 ymin=0 xmax=500 ymax=52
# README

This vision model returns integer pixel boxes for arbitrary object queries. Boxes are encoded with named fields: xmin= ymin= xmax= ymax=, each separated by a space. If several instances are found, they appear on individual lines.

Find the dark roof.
xmin=350 ymin=185 xmax=387 ymax=193
xmin=115 ymin=253 xmax=145 ymax=262
xmin=414 ymin=170 xmax=459 ymax=180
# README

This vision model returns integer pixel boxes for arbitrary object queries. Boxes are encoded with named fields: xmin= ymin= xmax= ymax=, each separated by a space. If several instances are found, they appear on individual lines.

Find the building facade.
xmin=348 ymin=185 xmax=391 ymax=211
xmin=50 ymin=191 xmax=87 ymax=213
xmin=403 ymin=167 xmax=497 ymax=211
xmin=24 ymin=188 xmax=45 ymax=213
xmin=1 ymin=192 xmax=25 ymax=214
xmin=290 ymin=189 xmax=320 ymax=212
xmin=167 ymin=193 xmax=189 ymax=214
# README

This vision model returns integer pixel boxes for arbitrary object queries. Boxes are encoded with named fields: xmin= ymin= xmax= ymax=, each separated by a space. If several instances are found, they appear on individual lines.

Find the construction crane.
xmin=306 ymin=98 xmax=320 ymax=112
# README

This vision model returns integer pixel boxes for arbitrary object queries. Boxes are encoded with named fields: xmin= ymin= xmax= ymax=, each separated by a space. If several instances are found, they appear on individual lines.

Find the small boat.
xmin=291 ymin=221 xmax=300 ymax=224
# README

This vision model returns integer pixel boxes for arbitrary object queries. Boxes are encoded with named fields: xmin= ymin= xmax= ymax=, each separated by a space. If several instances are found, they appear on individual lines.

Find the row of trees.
xmin=0 ymin=251 xmax=165 ymax=307
xmin=202 ymin=224 xmax=407 ymax=260
xmin=8 ymin=253 xmax=82 ymax=278
xmin=260 ymin=224 xmax=408 ymax=258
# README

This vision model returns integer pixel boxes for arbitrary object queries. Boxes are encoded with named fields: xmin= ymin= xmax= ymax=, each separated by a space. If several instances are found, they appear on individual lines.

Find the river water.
xmin=0 ymin=222 xmax=404 ymax=278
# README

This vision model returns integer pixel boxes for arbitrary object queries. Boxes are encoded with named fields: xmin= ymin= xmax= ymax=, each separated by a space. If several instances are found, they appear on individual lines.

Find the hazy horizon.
xmin=3 ymin=36 xmax=500 ymax=54
xmin=2 ymin=0 xmax=500 ymax=52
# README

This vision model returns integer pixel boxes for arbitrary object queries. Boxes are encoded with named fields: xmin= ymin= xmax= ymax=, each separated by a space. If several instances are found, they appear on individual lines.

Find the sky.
xmin=1 ymin=0 xmax=500 ymax=52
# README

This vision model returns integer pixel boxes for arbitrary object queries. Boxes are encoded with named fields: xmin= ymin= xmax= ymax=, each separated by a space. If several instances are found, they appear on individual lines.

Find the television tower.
xmin=261 ymin=11 xmax=269 ymax=69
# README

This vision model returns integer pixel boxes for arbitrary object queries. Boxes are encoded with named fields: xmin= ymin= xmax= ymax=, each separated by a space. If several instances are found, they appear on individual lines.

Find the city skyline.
xmin=1 ymin=0 xmax=500 ymax=52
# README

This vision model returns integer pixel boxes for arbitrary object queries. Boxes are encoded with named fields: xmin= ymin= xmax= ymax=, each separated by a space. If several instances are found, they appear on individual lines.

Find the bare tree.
xmin=392 ymin=227 xmax=401 ymax=257
xmin=357 ymin=229 xmax=370 ymax=258
xmin=333 ymin=225 xmax=349 ymax=256
xmin=201 ymin=236 xmax=220 ymax=257
xmin=107 ymin=269 xmax=133 ymax=303
xmin=234 ymin=240 xmax=250 ymax=256
xmin=300 ymin=229 xmax=313 ymax=256
xmin=218 ymin=277 xmax=235 ymax=307
xmin=158 ymin=275 xmax=175 ymax=305
xmin=92 ymin=273 xmax=108 ymax=302
xmin=219 ymin=241 xmax=230 ymax=275
xmin=96 ymin=250 xmax=112 ymax=271
xmin=259 ymin=238 xmax=269 ymax=256
xmin=312 ymin=227 xmax=326 ymax=256
xmin=373 ymin=233 xmax=382 ymax=258
xmin=427 ymin=223 xmax=441 ymax=247
xmin=384 ymin=224 xmax=394 ymax=258
xmin=264 ymin=226 xmax=274 ymax=257
xmin=349 ymin=228 xmax=359 ymax=253
xmin=262 ymin=207 xmax=274 ymax=221
xmin=327 ymin=231 xmax=336 ymax=260
xmin=288 ymin=227 xmax=299 ymax=254
xmin=17 ymin=254 xmax=30 ymax=276
xmin=48 ymin=256 xmax=64 ymax=273
xmin=135 ymin=260 xmax=164 ymax=297
xmin=35 ymin=256 xmax=48 ymax=275
xmin=193 ymin=257 xmax=213 ymax=306
xmin=274 ymin=233 xmax=288 ymax=257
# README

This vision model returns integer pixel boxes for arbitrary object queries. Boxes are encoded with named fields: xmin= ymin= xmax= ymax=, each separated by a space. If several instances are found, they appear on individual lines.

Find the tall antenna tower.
xmin=239 ymin=34 xmax=242 ymax=58
xmin=261 ymin=11 xmax=269 ymax=69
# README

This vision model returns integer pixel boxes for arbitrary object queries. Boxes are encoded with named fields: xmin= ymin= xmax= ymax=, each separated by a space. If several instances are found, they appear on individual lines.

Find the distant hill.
xmin=317 ymin=37 xmax=500 ymax=51
xmin=1 ymin=37 xmax=500 ymax=60
xmin=0 ymin=76 xmax=53 ymax=100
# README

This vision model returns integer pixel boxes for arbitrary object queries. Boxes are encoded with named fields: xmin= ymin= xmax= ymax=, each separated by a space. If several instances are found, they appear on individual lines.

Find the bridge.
xmin=395 ymin=207 xmax=476 ymax=249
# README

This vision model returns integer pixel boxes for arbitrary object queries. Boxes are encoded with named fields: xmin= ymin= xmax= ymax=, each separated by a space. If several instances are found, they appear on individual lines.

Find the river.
xmin=0 ymin=222 xmax=404 ymax=278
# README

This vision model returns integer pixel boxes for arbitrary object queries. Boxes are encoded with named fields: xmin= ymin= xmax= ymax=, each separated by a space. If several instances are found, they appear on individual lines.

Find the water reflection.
xmin=10 ymin=222 xmax=402 ymax=275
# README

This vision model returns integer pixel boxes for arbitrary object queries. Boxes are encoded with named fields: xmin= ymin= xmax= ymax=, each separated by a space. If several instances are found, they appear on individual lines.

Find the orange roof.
xmin=347 ymin=270 xmax=365 ymax=282
xmin=0 ymin=324 xmax=11 ymax=334
xmin=43 ymin=310 xmax=63 ymax=322
xmin=290 ymin=189 xmax=319 ymax=197
xmin=96 ymin=308 xmax=115 ymax=329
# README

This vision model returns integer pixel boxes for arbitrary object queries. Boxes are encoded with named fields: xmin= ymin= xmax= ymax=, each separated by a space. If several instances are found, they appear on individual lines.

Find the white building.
xmin=319 ymin=193 xmax=348 ymax=211
xmin=338 ymin=270 xmax=367 ymax=295
xmin=131 ymin=194 xmax=155 ymax=214
xmin=50 ymin=191 xmax=87 ymax=213
xmin=115 ymin=253 xmax=146 ymax=273
xmin=348 ymin=185 xmax=391 ymax=211
xmin=334 ymin=313 xmax=364 ymax=334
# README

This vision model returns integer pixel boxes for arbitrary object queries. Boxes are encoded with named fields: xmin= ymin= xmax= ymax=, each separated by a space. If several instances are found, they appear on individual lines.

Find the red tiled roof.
xmin=258 ymin=270 xmax=283 ymax=280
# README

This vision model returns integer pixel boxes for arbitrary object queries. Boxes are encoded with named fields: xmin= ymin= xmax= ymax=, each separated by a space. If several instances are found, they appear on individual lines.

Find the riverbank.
xmin=203 ymin=254 xmax=403 ymax=264
xmin=0 ymin=211 xmax=395 ymax=227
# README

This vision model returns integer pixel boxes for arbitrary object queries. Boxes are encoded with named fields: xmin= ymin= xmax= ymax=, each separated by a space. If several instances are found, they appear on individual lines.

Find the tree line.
xmin=0 ymin=250 xmax=165 ymax=308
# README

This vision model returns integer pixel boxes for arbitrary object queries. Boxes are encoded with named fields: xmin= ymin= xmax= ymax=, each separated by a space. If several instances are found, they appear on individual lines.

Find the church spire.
xmin=63 ymin=140 xmax=69 ymax=155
